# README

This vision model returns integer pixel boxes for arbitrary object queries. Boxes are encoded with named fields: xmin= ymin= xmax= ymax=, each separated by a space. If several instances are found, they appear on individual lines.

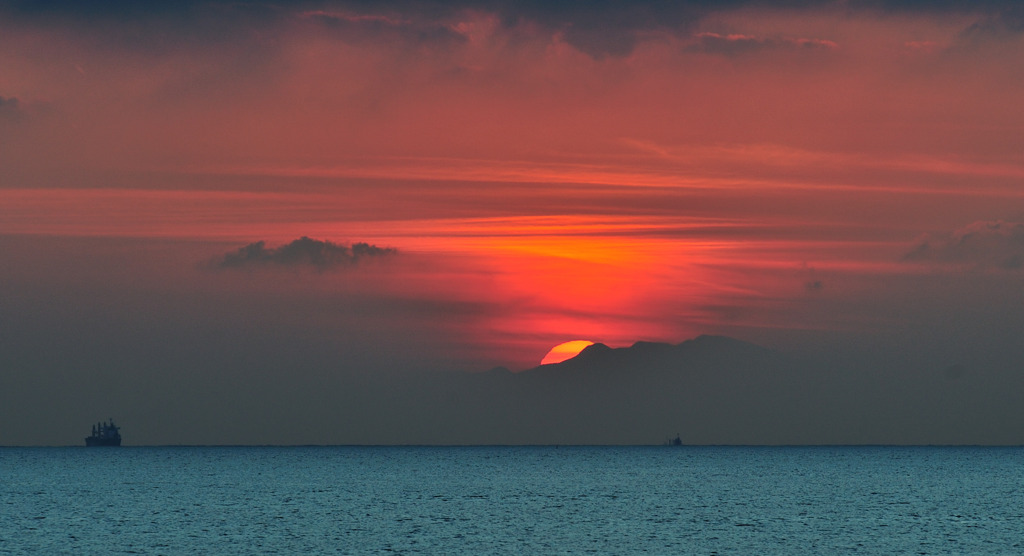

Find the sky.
xmin=3 ymin=0 xmax=1024 ymax=444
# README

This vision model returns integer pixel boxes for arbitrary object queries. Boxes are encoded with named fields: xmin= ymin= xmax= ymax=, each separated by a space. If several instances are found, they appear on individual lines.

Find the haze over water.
xmin=3 ymin=446 xmax=1022 ymax=554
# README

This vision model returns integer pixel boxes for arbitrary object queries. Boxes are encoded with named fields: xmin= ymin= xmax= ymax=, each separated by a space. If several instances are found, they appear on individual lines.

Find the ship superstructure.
xmin=85 ymin=419 xmax=121 ymax=447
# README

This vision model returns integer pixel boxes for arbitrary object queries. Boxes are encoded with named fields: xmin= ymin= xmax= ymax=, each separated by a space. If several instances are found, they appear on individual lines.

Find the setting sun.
xmin=540 ymin=340 xmax=595 ymax=366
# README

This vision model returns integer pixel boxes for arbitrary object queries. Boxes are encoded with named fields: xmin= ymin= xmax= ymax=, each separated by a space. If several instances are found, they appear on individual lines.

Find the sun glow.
xmin=540 ymin=340 xmax=595 ymax=365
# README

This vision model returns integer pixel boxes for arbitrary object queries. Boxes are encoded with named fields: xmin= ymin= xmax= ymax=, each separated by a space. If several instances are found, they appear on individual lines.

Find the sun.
xmin=540 ymin=340 xmax=595 ymax=365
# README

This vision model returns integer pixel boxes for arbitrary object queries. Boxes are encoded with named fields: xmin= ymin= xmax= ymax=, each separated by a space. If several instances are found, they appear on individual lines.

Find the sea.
xmin=1 ymin=446 xmax=1022 ymax=554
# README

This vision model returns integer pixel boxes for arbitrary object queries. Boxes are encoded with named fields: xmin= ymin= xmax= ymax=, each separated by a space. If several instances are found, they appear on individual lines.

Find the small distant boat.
xmin=666 ymin=434 xmax=682 ymax=446
xmin=85 ymin=419 xmax=121 ymax=447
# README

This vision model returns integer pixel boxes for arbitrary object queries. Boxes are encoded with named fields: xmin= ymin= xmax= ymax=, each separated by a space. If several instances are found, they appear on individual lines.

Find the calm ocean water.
xmin=1 ymin=446 xmax=1022 ymax=554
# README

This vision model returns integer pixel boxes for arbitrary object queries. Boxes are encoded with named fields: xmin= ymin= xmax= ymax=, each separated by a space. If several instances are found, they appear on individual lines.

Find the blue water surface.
xmin=1 ymin=446 xmax=1022 ymax=554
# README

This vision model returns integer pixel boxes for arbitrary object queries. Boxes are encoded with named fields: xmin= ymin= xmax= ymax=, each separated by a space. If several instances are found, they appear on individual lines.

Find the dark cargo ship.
xmin=85 ymin=419 xmax=121 ymax=446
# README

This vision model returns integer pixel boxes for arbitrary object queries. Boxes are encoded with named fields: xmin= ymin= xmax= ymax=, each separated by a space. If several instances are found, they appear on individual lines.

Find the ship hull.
xmin=85 ymin=437 xmax=121 ymax=447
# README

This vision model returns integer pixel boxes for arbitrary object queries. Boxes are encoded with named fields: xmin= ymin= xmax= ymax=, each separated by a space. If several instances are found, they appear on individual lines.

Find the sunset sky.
xmin=3 ymin=1 xmax=1024 ymax=444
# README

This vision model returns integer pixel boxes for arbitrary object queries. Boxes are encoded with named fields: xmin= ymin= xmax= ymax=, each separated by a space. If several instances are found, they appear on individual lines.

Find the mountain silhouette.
xmin=529 ymin=335 xmax=772 ymax=374
xmin=350 ymin=334 xmax=1024 ymax=445
xmin=392 ymin=335 xmax=818 ymax=445
xmin=490 ymin=335 xmax=810 ymax=444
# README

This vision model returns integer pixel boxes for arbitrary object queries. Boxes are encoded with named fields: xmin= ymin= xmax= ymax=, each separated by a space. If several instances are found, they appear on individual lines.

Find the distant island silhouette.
xmin=388 ymin=334 xmax=1011 ymax=445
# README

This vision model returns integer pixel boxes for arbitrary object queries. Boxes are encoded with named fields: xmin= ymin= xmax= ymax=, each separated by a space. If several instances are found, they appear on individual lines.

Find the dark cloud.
xmin=0 ymin=96 xmax=23 ymax=121
xmin=904 ymin=221 xmax=1024 ymax=270
xmin=839 ymin=1 xmax=1024 ymax=42
xmin=688 ymin=32 xmax=838 ymax=56
xmin=215 ymin=236 xmax=397 ymax=270
xmin=4 ymin=0 xmax=1021 ymax=60
xmin=959 ymin=6 xmax=1024 ymax=42
xmin=0 ymin=0 xmax=830 ymax=60
xmin=0 ymin=0 xmax=287 ymax=55
xmin=846 ymin=0 xmax=1021 ymax=12
xmin=301 ymin=1 xmax=745 ymax=58
xmin=503 ymin=0 xmax=709 ymax=58
xmin=301 ymin=9 xmax=467 ymax=47
xmin=0 ymin=0 xmax=206 ymax=18
xmin=474 ymin=0 xmax=837 ymax=57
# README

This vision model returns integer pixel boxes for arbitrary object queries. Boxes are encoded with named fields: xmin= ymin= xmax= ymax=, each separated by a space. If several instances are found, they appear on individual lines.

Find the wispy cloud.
xmin=689 ymin=32 xmax=838 ymax=55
